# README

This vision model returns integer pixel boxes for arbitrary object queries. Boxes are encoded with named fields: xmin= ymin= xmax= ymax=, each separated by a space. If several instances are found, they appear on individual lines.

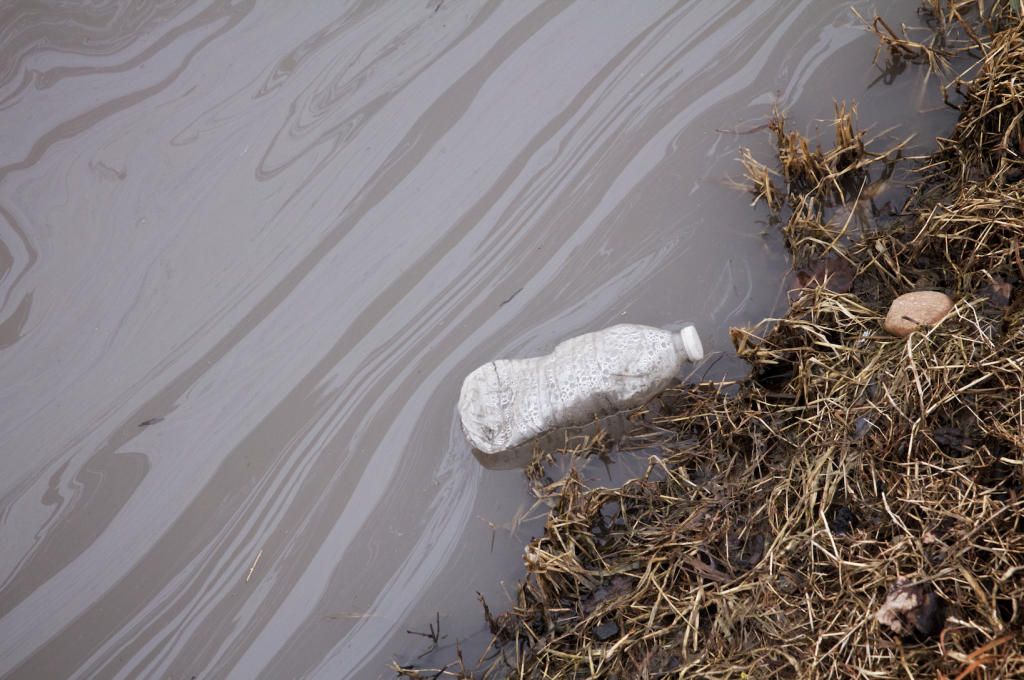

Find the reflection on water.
xmin=0 ymin=1 xmax=958 ymax=677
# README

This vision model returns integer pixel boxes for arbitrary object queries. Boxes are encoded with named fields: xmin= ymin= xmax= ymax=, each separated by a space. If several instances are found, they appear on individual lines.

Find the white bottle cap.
xmin=678 ymin=326 xmax=703 ymax=362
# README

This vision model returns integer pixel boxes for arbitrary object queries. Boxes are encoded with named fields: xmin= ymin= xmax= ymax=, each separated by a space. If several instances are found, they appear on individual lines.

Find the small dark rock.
xmin=580 ymin=575 xmax=635 ymax=616
xmin=853 ymin=416 xmax=875 ymax=439
xmin=932 ymin=426 xmax=975 ymax=455
xmin=592 ymin=619 xmax=619 ymax=641
xmin=830 ymin=506 xmax=857 ymax=536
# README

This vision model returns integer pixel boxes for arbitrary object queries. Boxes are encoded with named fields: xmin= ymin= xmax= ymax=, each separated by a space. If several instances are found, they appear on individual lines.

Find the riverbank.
xmin=396 ymin=3 xmax=1024 ymax=678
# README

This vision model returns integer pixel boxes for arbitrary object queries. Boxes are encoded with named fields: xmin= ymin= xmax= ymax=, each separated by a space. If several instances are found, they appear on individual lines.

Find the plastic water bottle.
xmin=459 ymin=324 xmax=703 ymax=454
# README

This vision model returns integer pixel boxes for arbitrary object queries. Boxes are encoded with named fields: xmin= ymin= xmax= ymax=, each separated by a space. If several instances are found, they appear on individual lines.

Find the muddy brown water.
xmin=0 ymin=1 xmax=960 ymax=678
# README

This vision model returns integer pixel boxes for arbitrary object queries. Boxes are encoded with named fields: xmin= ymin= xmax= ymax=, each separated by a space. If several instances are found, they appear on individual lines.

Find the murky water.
xmin=0 ymin=1 xmax=959 ymax=678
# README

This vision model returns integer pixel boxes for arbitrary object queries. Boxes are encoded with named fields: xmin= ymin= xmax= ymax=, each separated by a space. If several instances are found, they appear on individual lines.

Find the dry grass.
xmin=392 ymin=2 xmax=1024 ymax=678
xmin=920 ymin=2 xmax=1024 ymax=191
xmin=484 ymin=310 xmax=1024 ymax=677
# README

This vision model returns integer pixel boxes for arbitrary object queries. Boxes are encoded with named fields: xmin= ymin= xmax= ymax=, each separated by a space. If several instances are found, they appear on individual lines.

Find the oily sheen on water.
xmin=459 ymin=324 xmax=703 ymax=454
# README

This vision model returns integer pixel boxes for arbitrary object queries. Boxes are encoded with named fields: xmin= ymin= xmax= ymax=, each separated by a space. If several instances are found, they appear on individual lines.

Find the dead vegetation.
xmin=393 ymin=2 xmax=1024 ymax=678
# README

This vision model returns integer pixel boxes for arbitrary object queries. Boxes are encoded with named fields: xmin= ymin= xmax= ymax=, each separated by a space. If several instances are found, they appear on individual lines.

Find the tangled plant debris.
xmin=392 ymin=2 xmax=1024 ymax=678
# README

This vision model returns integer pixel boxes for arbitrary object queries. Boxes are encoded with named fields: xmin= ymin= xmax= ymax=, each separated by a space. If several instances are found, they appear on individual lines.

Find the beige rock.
xmin=884 ymin=291 xmax=954 ymax=337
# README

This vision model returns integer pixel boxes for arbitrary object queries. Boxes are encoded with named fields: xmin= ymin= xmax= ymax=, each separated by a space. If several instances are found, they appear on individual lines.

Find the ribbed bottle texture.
xmin=459 ymin=324 xmax=702 ymax=454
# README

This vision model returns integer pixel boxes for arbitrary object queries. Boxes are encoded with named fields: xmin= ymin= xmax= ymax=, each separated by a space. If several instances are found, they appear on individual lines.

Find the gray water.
xmin=0 ymin=1 xmax=959 ymax=678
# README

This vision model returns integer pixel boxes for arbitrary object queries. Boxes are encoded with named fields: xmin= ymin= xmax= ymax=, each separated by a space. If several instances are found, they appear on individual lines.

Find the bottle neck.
xmin=671 ymin=330 xmax=685 ymax=355
xmin=673 ymin=327 xmax=703 ymax=363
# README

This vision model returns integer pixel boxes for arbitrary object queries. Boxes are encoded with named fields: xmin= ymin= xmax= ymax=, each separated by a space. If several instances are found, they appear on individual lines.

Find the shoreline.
xmin=396 ymin=3 xmax=1024 ymax=678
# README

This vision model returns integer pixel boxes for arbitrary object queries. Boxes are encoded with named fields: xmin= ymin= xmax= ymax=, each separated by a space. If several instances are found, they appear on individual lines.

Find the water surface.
xmin=0 ymin=1 xmax=960 ymax=678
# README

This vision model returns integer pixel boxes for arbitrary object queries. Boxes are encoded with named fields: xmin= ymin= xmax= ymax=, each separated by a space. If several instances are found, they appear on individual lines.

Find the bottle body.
xmin=459 ymin=324 xmax=702 ymax=454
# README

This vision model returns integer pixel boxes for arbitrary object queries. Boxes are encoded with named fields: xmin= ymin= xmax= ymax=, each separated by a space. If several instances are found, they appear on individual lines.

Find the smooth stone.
xmin=884 ymin=291 xmax=954 ymax=337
